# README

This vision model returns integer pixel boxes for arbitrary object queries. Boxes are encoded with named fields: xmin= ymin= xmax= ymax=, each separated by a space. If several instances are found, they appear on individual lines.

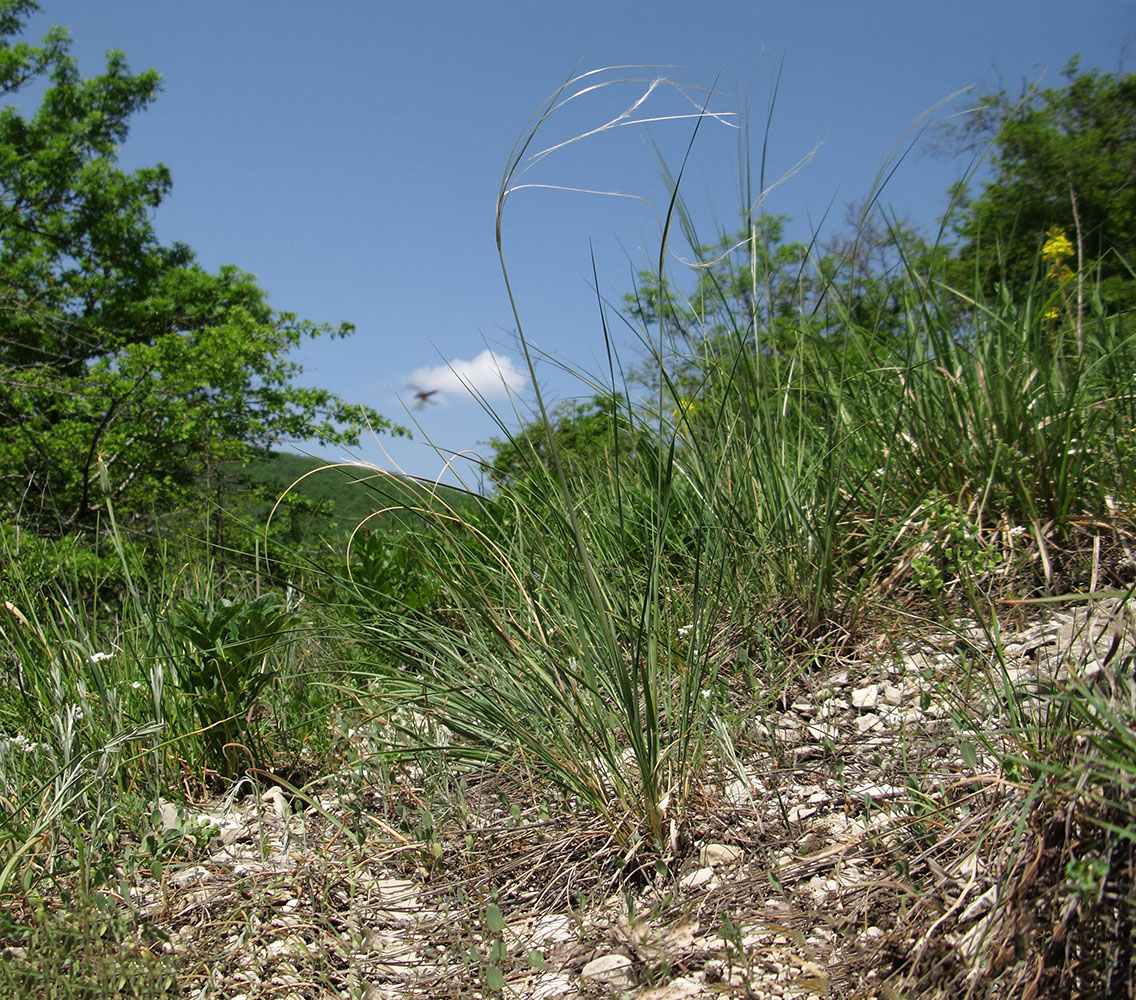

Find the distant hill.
xmin=220 ymin=452 xmax=482 ymax=539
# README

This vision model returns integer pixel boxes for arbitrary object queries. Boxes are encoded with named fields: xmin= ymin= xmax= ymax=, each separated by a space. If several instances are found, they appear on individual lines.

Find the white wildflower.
xmin=7 ymin=733 xmax=38 ymax=753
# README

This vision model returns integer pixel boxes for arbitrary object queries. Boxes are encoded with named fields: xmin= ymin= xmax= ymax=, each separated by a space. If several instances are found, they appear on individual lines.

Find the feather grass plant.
xmin=323 ymin=71 xmax=751 ymax=854
xmin=330 ymin=69 xmax=1136 ymax=868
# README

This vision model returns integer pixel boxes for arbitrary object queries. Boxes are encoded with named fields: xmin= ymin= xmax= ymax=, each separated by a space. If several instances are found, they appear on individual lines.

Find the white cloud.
xmin=406 ymin=349 xmax=527 ymax=403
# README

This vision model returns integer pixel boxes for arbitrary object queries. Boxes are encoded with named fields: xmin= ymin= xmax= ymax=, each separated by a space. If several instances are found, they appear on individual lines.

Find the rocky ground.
xmin=82 ymin=598 xmax=1135 ymax=998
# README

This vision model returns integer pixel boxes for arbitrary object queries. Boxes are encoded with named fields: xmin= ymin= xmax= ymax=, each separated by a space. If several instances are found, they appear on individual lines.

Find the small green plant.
xmin=1065 ymin=852 xmax=1110 ymax=899
xmin=348 ymin=528 xmax=441 ymax=614
xmin=170 ymin=593 xmax=301 ymax=776
xmin=912 ymin=498 xmax=1001 ymax=593
xmin=0 ymin=893 xmax=178 ymax=999
xmin=483 ymin=899 xmax=507 ymax=994
xmin=718 ymin=912 xmax=752 ymax=987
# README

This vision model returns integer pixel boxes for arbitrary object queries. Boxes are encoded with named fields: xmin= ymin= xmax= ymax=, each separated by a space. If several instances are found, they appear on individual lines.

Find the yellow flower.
xmin=1041 ymin=229 xmax=1073 ymax=264
xmin=1041 ymin=229 xmax=1075 ymax=283
xmin=672 ymin=396 xmax=698 ymax=422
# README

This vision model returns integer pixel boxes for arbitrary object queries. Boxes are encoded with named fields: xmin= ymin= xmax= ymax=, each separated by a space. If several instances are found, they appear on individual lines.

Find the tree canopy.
xmin=946 ymin=58 xmax=1136 ymax=308
xmin=0 ymin=1 xmax=400 ymax=536
xmin=486 ymin=393 xmax=650 ymax=492
xmin=491 ymin=58 xmax=1134 ymax=490
xmin=619 ymin=59 xmax=1133 ymax=398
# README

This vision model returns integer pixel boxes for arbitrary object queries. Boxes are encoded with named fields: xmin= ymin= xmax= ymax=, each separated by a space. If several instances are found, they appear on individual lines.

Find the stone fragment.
xmin=812 ymin=812 xmax=865 ymax=842
xmin=787 ymin=803 xmax=817 ymax=822
xmin=850 ymin=684 xmax=879 ymax=711
xmin=795 ymin=829 xmax=822 ymax=853
xmin=855 ymin=712 xmax=883 ymax=733
xmin=680 ymin=866 xmax=715 ymax=889
xmin=211 ymin=815 xmax=248 ymax=846
xmin=170 ymin=865 xmax=212 ymax=887
xmin=700 ymin=843 xmax=743 ymax=867
xmin=702 ymin=959 xmax=725 ymax=984
xmin=773 ymin=722 xmax=804 ymax=747
xmin=581 ymin=953 xmax=633 ymax=987
xmin=529 ymin=913 xmax=575 ymax=946
xmin=262 ymin=785 xmax=290 ymax=818
xmin=266 ymin=936 xmax=307 ymax=959
xmin=157 ymin=799 xmax=181 ymax=832
xmin=531 ymin=973 xmax=579 ymax=999
xmin=661 ymin=917 xmax=699 ymax=951
xmin=790 ymin=744 xmax=825 ymax=763
xmin=724 ymin=778 xmax=752 ymax=806
xmin=901 ymin=652 xmax=935 ymax=673
xmin=375 ymin=878 xmax=420 ymax=924
xmin=637 ymin=976 xmax=703 ymax=999
xmin=817 ymin=697 xmax=849 ymax=718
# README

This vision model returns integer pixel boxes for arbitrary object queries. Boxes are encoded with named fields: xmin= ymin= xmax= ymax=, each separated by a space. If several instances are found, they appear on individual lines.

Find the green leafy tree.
xmin=0 ymin=1 xmax=401 ymax=536
xmin=624 ymin=215 xmax=814 ymax=383
xmin=624 ymin=210 xmax=947 ymax=411
xmin=487 ymin=392 xmax=649 ymax=491
xmin=812 ymin=204 xmax=954 ymax=338
xmin=945 ymin=58 xmax=1136 ymax=308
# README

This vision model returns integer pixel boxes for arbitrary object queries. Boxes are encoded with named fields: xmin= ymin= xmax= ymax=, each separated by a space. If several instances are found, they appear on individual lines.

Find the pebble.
xmin=170 ymin=864 xmax=212 ymax=887
xmin=262 ymin=785 xmax=290 ymax=818
xmin=700 ymin=843 xmax=743 ymax=866
xmin=531 ymin=973 xmax=579 ymax=999
xmin=680 ymin=866 xmax=715 ymax=889
xmin=581 ymin=952 xmax=633 ymax=986
xmin=637 ymin=976 xmax=703 ymax=999
xmin=529 ymin=913 xmax=576 ymax=946
xmin=850 ymin=684 xmax=879 ymax=711
xmin=855 ymin=712 xmax=883 ymax=733
xmin=157 ymin=799 xmax=181 ymax=832
xmin=725 ymin=777 xmax=753 ymax=806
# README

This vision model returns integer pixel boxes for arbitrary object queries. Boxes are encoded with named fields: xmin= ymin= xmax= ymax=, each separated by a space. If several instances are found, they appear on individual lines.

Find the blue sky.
xmin=21 ymin=1 xmax=1133 ymax=486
